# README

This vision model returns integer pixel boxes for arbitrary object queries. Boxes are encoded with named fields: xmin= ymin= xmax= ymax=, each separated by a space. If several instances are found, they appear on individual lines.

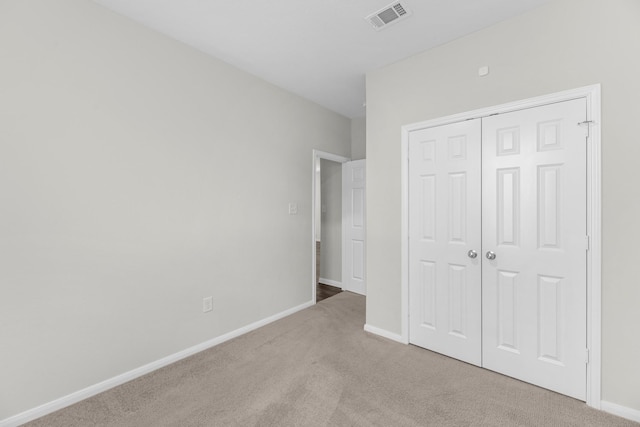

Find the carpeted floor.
xmin=26 ymin=292 xmax=636 ymax=426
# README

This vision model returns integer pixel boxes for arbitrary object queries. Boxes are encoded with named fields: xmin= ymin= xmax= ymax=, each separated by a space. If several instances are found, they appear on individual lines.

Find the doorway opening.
xmin=312 ymin=150 xmax=350 ymax=304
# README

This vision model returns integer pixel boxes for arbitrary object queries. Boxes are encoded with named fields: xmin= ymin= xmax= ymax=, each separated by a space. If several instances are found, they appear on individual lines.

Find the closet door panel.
xmin=482 ymin=98 xmax=588 ymax=400
xmin=408 ymin=119 xmax=482 ymax=366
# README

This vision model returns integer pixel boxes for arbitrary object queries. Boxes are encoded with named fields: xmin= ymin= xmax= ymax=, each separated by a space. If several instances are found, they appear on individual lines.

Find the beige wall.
xmin=366 ymin=0 xmax=640 ymax=412
xmin=0 ymin=0 xmax=350 ymax=419
xmin=320 ymin=159 xmax=342 ymax=283
xmin=350 ymin=117 xmax=366 ymax=160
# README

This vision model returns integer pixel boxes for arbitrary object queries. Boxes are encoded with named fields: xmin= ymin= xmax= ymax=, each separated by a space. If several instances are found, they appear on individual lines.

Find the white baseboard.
xmin=601 ymin=400 xmax=640 ymax=423
xmin=318 ymin=278 xmax=342 ymax=288
xmin=0 ymin=300 xmax=314 ymax=427
xmin=364 ymin=324 xmax=406 ymax=344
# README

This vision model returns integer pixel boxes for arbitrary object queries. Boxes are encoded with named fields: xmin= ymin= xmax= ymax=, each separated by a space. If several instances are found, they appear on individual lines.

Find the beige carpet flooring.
xmin=27 ymin=292 xmax=636 ymax=427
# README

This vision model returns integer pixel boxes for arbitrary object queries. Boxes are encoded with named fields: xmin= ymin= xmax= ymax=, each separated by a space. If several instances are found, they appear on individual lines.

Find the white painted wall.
xmin=319 ymin=159 xmax=342 ymax=284
xmin=366 ymin=0 xmax=640 ymax=412
xmin=350 ymin=117 xmax=366 ymax=160
xmin=0 ymin=0 xmax=350 ymax=420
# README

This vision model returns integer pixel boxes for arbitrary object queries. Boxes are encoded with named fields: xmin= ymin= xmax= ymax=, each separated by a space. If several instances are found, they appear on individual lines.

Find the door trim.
xmin=399 ymin=85 xmax=601 ymax=408
xmin=312 ymin=150 xmax=350 ymax=304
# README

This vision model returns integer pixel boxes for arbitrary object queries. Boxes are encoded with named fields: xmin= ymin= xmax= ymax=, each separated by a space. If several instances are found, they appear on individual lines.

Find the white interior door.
xmin=482 ymin=98 xmax=588 ymax=400
xmin=342 ymin=160 xmax=366 ymax=295
xmin=408 ymin=119 xmax=482 ymax=366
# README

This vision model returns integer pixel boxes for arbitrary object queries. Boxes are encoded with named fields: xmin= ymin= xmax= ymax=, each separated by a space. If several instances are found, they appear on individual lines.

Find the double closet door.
xmin=408 ymin=98 xmax=588 ymax=400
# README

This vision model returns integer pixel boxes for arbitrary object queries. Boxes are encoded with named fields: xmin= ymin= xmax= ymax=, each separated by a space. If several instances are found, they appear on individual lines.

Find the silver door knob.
xmin=467 ymin=250 xmax=478 ymax=259
xmin=486 ymin=251 xmax=496 ymax=260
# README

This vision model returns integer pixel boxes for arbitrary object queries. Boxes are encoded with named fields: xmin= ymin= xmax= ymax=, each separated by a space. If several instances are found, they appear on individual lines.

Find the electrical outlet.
xmin=203 ymin=296 xmax=213 ymax=313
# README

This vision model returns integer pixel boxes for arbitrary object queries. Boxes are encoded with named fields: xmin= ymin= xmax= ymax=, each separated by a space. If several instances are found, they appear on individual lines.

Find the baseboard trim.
xmin=318 ymin=278 xmax=342 ymax=288
xmin=601 ymin=400 xmax=640 ymax=423
xmin=0 ymin=300 xmax=314 ymax=427
xmin=364 ymin=324 xmax=406 ymax=344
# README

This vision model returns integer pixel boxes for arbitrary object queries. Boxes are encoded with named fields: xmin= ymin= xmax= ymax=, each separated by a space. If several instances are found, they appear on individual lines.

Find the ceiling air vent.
xmin=365 ymin=2 xmax=412 ymax=31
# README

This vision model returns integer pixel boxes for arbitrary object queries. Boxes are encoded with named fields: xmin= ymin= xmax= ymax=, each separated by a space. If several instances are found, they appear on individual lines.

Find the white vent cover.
xmin=365 ymin=2 xmax=412 ymax=31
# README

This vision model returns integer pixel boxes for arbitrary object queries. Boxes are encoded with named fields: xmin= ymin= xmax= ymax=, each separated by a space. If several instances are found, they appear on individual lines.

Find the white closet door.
xmin=342 ymin=160 xmax=366 ymax=295
xmin=408 ymin=119 xmax=482 ymax=366
xmin=482 ymin=98 xmax=588 ymax=400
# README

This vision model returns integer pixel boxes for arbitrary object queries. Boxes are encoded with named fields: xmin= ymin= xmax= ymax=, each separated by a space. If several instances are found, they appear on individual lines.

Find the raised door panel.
xmin=418 ymin=261 xmax=437 ymax=329
xmin=496 ymin=270 xmax=519 ymax=354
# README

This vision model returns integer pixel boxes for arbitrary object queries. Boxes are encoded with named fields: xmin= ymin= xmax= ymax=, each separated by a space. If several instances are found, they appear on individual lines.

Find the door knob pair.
xmin=467 ymin=250 xmax=496 ymax=260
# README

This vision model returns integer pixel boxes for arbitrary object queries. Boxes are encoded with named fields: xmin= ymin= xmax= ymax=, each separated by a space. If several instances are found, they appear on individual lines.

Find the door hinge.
xmin=578 ymin=120 xmax=595 ymax=138
xmin=585 ymin=348 xmax=590 ymax=364
xmin=585 ymin=235 xmax=590 ymax=251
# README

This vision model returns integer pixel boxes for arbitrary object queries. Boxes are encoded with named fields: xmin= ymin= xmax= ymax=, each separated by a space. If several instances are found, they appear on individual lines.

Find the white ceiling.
xmin=92 ymin=0 xmax=552 ymax=118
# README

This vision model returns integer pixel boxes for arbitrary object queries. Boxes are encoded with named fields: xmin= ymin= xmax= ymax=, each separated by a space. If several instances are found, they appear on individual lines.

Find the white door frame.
xmin=400 ymin=85 xmax=602 ymax=408
xmin=312 ymin=150 xmax=350 ymax=304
